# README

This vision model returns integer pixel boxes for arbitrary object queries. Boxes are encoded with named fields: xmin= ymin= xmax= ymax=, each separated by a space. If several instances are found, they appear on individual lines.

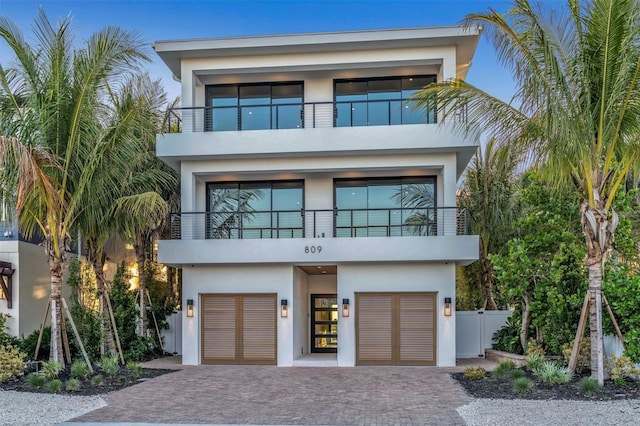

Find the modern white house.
xmin=0 ymin=221 xmax=52 ymax=339
xmin=154 ymin=26 xmax=480 ymax=367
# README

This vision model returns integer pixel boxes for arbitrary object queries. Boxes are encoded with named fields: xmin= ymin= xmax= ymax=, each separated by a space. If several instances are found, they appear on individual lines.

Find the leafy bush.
xmin=126 ymin=361 xmax=143 ymax=379
xmin=492 ymin=360 xmax=517 ymax=379
xmin=97 ymin=352 xmax=120 ymax=377
xmin=525 ymin=353 xmax=545 ymax=373
xmin=20 ymin=327 xmax=50 ymax=361
xmin=510 ymin=369 xmax=526 ymax=379
xmin=463 ymin=367 xmax=486 ymax=380
xmin=534 ymin=361 xmax=573 ymax=384
xmin=66 ymin=259 xmax=102 ymax=362
xmin=0 ymin=343 xmax=26 ymax=382
xmin=123 ymin=337 xmax=155 ymax=362
xmin=117 ymin=375 xmax=128 ymax=383
xmin=40 ymin=360 xmax=63 ymax=380
xmin=90 ymin=375 xmax=103 ymax=386
xmin=607 ymin=355 xmax=640 ymax=385
xmin=46 ymin=378 xmax=63 ymax=393
xmin=65 ymin=378 xmax=81 ymax=392
xmin=603 ymin=263 xmax=640 ymax=362
xmin=25 ymin=372 xmax=46 ymax=388
xmin=562 ymin=338 xmax=591 ymax=374
xmin=578 ymin=377 xmax=600 ymax=395
xmin=70 ymin=359 xmax=91 ymax=379
xmin=0 ymin=314 xmax=21 ymax=348
xmin=492 ymin=317 xmax=522 ymax=354
xmin=526 ymin=339 xmax=545 ymax=357
xmin=513 ymin=377 xmax=533 ymax=393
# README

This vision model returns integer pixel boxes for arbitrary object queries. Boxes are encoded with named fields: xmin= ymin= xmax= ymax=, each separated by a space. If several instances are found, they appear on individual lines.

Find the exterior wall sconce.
xmin=280 ymin=299 xmax=288 ymax=318
xmin=186 ymin=299 xmax=194 ymax=317
xmin=444 ymin=297 xmax=452 ymax=316
xmin=342 ymin=298 xmax=350 ymax=317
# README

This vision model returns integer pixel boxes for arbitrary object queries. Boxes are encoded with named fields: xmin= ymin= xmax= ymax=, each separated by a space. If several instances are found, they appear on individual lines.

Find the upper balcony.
xmin=157 ymin=101 xmax=474 ymax=173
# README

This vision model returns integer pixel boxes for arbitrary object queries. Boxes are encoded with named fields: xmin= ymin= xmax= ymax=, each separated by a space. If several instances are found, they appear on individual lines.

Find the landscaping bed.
xmin=0 ymin=365 xmax=176 ymax=396
xmin=453 ymin=370 xmax=640 ymax=401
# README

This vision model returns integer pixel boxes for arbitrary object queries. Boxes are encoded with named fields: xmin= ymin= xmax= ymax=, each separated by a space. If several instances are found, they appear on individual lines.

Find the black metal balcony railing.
xmin=167 ymin=207 xmax=468 ymax=240
xmin=165 ymin=100 xmax=446 ymax=133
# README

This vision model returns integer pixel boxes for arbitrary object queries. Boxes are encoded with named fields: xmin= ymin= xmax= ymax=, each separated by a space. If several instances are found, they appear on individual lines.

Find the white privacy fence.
xmin=456 ymin=310 xmax=512 ymax=358
xmin=161 ymin=312 xmax=182 ymax=355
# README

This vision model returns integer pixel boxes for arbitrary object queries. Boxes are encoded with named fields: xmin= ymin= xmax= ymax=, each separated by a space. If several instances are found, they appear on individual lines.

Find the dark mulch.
xmin=0 ymin=367 xmax=176 ymax=396
xmin=452 ymin=370 xmax=640 ymax=401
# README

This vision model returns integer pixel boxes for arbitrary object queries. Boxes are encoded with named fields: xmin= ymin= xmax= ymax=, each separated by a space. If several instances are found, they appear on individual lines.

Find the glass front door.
xmin=311 ymin=294 xmax=338 ymax=353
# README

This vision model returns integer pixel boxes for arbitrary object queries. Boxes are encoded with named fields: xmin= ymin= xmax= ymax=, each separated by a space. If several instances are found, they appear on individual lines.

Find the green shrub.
xmin=118 ymin=375 xmax=128 ymax=384
xmin=70 ymin=359 xmax=91 ymax=379
xmin=607 ymin=355 xmax=640 ymax=385
xmin=492 ymin=360 xmax=516 ymax=379
xmin=0 ymin=344 xmax=26 ymax=382
xmin=510 ymin=369 xmax=526 ymax=379
xmin=46 ymin=379 xmax=63 ymax=393
xmin=25 ymin=372 xmax=46 ymax=388
xmin=97 ymin=352 xmax=120 ymax=377
xmin=123 ymin=337 xmax=154 ymax=362
xmin=40 ymin=360 xmax=63 ymax=380
xmin=65 ymin=378 xmax=82 ymax=392
xmin=579 ymin=377 xmax=600 ymax=395
xmin=526 ymin=339 xmax=546 ymax=357
xmin=562 ymin=338 xmax=591 ymax=374
xmin=525 ymin=352 xmax=545 ymax=373
xmin=126 ymin=361 xmax=143 ymax=379
xmin=513 ymin=377 xmax=533 ymax=393
xmin=0 ymin=314 xmax=21 ymax=348
xmin=492 ymin=317 xmax=523 ymax=354
xmin=90 ymin=374 xmax=103 ymax=386
xmin=535 ymin=361 xmax=573 ymax=384
xmin=20 ymin=327 xmax=50 ymax=361
xmin=463 ymin=367 xmax=486 ymax=380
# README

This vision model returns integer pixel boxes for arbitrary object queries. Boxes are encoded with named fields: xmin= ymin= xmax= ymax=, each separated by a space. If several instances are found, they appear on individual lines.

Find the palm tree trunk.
xmin=582 ymin=202 xmax=608 ymax=386
xmin=135 ymin=236 xmax=147 ymax=337
xmin=520 ymin=292 xmax=531 ymax=353
xmin=91 ymin=260 xmax=116 ymax=354
xmin=480 ymin=246 xmax=499 ymax=310
xmin=47 ymin=239 xmax=66 ymax=365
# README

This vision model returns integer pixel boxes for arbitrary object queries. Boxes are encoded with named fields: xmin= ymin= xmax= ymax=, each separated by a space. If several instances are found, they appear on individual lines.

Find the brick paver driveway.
xmin=70 ymin=366 xmax=471 ymax=425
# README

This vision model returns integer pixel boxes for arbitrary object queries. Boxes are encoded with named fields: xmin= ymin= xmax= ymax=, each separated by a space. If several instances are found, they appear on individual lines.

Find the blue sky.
xmin=0 ymin=0 xmax=562 ymax=103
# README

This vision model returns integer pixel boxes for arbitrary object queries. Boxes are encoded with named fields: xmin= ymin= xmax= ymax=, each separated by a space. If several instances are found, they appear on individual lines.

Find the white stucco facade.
xmin=154 ymin=26 xmax=481 ymax=367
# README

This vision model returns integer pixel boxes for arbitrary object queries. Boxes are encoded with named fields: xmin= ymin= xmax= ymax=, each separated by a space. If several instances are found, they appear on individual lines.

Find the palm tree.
xmin=0 ymin=9 xmax=149 ymax=364
xmin=459 ymin=139 xmax=521 ymax=310
xmin=412 ymin=0 xmax=640 ymax=383
xmin=110 ymin=74 xmax=179 ymax=337
xmin=76 ymin=73 xmax=178 ymax=349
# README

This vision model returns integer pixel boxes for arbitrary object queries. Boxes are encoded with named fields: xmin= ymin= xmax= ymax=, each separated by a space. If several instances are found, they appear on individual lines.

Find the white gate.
xmin=456 ymin=310 xmax=512 ymax=358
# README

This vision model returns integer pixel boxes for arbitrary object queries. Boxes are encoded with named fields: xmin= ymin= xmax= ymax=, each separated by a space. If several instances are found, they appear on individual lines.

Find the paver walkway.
xmin=69 ymin=365 xmax=471 ymax=425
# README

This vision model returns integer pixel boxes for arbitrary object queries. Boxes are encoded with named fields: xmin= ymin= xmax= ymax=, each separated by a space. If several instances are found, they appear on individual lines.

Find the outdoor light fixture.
xmin=186 ymin=299 xmax=194 ymax=318
xmin=281 ymin=299 xmax=288 ymax=318
xmin=444 ymin=297 xmax=452 ymax=316
xmin=342 ymin=298 xmax=350 ymax=317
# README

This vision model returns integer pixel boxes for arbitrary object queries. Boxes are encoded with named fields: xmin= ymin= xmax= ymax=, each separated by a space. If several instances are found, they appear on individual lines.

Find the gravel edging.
xmin=0 ymin=390 xmax=106 ymax=426
xmin=457 ymin=398 xmax=640 ymax=426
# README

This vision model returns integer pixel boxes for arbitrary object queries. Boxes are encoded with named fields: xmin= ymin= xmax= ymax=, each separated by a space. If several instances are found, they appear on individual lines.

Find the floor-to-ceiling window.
xmin=334 ymin=76 xmax=436 ymax=127
xmin=205 ymin=82 xmax=303 ymax=131
xmin=334 ymin=177 xmax=436 ymax=237
xmin=207 ymin=180 xmax=304 ymax=238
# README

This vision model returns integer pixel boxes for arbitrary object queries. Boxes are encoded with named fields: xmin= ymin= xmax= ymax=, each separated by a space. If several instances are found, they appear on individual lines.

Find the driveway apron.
xmin=69 ymin=366 xmax=471 ymax=425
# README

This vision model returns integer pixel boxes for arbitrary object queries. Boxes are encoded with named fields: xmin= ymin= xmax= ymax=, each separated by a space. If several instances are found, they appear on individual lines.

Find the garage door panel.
xmin=201 ymin=294 xmax=276 ymax=365
xmin=357 ymin=292 xmax=436 ymax=366
xmin=356 ymin=294 xmax=393 ymax=364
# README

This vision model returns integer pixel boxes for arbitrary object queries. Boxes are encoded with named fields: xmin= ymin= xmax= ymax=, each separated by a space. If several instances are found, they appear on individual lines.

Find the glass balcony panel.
xmin=240 ymin=106 xmax=270 ymax=130
xmin=335 ymin=103 xmax=352 ymax=127
xmin=367 ymin=101 xmax=390 ymax=126
xmin=211 ymin=107 xmax=238 ymax=131
xmin=272 ymin=104 xmax=302 ymax=129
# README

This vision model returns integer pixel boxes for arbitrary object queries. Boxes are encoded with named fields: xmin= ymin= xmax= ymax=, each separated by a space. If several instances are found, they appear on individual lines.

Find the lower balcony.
xmin=168 ymin=207 xmax=468 ymax=240
xmin=157 ymin=207 xmax=478 ymax=266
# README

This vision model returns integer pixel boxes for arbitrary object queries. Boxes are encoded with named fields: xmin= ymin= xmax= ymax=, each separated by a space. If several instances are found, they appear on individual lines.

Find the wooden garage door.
xmin=201 ymin=294 xmax=277 ymax=365
xmin=356 ymin=292 xmax=436 ymax=366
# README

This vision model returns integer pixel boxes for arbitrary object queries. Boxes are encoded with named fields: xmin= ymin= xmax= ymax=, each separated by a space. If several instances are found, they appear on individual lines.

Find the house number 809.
xmin=304 ymin=245 xmax=322 ymax=254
